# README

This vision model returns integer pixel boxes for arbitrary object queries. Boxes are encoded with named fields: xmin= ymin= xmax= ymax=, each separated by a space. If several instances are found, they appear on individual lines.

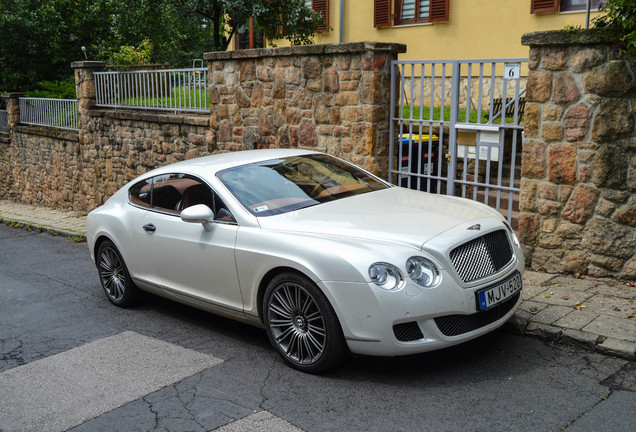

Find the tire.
xmin=96 ymin=240 xmax=139 ymax=307
xmin=263 ymin=272 xmax=348 ymax=373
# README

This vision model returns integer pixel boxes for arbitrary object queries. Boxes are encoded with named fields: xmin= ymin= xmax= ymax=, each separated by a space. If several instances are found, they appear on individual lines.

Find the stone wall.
xmin=1 ymin=93 xmax=212 ymax=211
xmin=520 ymin=30 xmax=636 ymax=279
xmin=0 ymin=125 xmax=81 ymax=207
xmin=1 ymin=42 xmax=405 ymax=211
xmin=204 ymin=42 xmax=405 ymax=176
xmin=78 ymin=110 xmax=212 ymax=210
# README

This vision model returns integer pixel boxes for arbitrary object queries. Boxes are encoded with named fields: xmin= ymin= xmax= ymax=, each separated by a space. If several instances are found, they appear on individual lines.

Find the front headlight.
xmin=504 ymin=221 xmax=521 ymax=248
xmin=406 ymin=257 xmax=440 ymax=287
xmin=369 ymin=263 xmax=404 ymax=291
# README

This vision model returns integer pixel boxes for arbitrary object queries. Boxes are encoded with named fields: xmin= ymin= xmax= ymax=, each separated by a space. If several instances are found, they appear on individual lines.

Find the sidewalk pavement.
xmin=1 ymin=199 xmax=635 ymax=361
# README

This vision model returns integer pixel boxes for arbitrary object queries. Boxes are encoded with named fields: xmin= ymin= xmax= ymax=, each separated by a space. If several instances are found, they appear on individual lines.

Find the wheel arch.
xmin=92 ymin=234 xmax=113 ymax=266
xmin=256 ymin=266 xmax=311 ymax=323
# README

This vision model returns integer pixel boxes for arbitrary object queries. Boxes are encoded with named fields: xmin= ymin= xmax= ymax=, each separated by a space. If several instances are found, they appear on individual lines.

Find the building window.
xmin=396 ymin=0 xmax=430 ymax=25
xmin=305 ymin=0 xmax=329 ymax=32
xmin=236 ymin=18 xmax=264 ymax=50
xmin=374 ymin=0 xmax=449 ymax=28
xmin=531 ymin=0 xmax=604 ymax=14
xmin=561 ymin=0 xmax=604 ymax=12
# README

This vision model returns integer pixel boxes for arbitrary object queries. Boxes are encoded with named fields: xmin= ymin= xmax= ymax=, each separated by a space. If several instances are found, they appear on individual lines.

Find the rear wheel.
xmin=96 ymin=240 xmax=139 ymax=307
xmin=263 ymin=272 xmax=348 ymax=373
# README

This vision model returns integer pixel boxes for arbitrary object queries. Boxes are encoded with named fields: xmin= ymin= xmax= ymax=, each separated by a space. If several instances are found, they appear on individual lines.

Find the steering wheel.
xmin=310 ymin=178 xmax=337 ymax=198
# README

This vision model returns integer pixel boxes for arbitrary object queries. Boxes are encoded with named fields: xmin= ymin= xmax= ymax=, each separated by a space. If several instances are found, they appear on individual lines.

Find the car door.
xmin=134 ymin=174 xmax=243 ymax=312
xmin=125 ymin=176 xmax=163 ymax=287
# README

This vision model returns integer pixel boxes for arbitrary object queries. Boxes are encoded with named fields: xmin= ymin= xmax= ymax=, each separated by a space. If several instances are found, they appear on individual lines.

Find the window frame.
xmin=560 ymin=0 xmax=604 ymax=12
xmin=530 ymin=0 xmax=559 ymax=14
xmin=235 ymin=17 xmax=265 ymax=50
xmin=374 ymin=0 xmax=449 ymax=28
xmin=306 ymin=0 xmax=330 ymax=32
xmin=128 ymin=173 xmax=236 ymax=223
xmin=394 ymin=0 xmax=431 ymax=26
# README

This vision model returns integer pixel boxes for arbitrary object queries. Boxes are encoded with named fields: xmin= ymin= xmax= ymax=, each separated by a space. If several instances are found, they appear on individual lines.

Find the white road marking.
xmin=0 ymin=331 xmax=222 ymax=432
xmin=214 ymin=410 xmax=305 ymax=432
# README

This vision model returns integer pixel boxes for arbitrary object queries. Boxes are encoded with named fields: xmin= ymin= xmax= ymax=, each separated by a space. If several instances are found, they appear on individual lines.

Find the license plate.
xmin=475 ymin=271 xmax=522 ymax=311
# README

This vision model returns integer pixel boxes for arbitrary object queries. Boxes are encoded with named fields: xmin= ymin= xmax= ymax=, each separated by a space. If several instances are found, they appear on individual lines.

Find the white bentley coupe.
xmin=87 ymin=149 xmax=524 ymax=372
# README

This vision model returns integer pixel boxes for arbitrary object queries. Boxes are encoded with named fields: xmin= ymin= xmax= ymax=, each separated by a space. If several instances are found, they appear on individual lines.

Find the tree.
xmin=0 ymin=0 xmax=113 ymax=91
xmin=176 ymin=0 xmax=325 ymax=52
xmin=0 ymin=0 xmax=324 ymax=92
xmin=593 ymin=0 xmax=636 ymax=53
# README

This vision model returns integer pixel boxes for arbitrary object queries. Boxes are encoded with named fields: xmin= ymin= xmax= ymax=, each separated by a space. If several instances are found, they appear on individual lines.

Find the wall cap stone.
xmin=204 ymin=42 xmax=407 ymax=61
xmin=71 ymin=61 xmax=106 ymax=69
xmin=91 ymin=108 xmax=210 ymax=127
xmin=522 ymin=29 xmax=623 ymax=47
xmin=2 ymin=92 xmax=26 ymax=99
xmin=13 ymin=125 xmax=79 ymax=142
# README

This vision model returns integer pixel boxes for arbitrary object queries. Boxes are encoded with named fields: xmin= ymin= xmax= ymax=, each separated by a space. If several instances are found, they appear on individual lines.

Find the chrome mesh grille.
xmin=450 ymin=230 xmax=513 ymax=283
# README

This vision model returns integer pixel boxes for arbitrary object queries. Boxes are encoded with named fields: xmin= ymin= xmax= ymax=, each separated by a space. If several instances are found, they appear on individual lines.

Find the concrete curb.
xmin=0 ymin=217 xmax=86 ymax=242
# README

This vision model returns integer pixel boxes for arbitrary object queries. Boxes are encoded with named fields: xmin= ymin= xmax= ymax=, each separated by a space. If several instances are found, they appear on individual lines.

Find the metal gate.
xmin=389 ymin=58 xmax=527 ymax=228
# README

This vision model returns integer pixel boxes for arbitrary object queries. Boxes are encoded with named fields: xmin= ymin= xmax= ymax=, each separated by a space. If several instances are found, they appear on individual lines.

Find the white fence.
xmin=94 ymin=67 xmax=208 ymax=112
xmin=19 ymin=98 xmax=79 ymax=130
xmin=0 ymin=110 xmax=8 ymax=133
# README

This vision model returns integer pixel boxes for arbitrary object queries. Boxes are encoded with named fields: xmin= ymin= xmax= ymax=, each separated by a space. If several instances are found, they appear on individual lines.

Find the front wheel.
xmin=96 ymin=240 xmax=139 ymax=307
xmin=263 ymin=273 xmax=348 ymax=373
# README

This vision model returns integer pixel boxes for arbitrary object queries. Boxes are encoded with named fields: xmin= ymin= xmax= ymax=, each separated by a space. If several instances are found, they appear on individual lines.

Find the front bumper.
xmin=319 ymin=263 xmax=524 ymax=357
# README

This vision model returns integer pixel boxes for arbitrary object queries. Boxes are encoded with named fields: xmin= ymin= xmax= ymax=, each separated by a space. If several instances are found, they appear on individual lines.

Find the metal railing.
xmin=94 ymin=67 xmax=209 ymax=112
xmin=0 ymin=110 xmax=8 ymax=133
xmin=19 ymin=98 xmax=79 ymax=130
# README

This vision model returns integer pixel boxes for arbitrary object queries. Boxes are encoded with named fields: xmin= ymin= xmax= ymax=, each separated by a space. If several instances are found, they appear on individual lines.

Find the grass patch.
xmin=400 ymin=105 xmax=521 ymax=124
xmin=117 ymin=87 xmax=208 ymax=110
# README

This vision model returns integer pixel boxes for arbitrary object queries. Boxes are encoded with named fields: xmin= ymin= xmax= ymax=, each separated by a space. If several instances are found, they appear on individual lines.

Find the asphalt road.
xmin=1 ymin=223 xmax=635 ymax=432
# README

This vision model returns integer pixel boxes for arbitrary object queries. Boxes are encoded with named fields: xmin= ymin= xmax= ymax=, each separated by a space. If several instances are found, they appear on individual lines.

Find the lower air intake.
xmin=393 ymin=321 xmax=424 ymax=342
xmin=434 ymin=292 xmax=520 ymax=337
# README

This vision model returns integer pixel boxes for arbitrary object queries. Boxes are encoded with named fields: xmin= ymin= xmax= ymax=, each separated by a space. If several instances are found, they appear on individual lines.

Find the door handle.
xmin=143 ymin=224 xmax=156 ymax=233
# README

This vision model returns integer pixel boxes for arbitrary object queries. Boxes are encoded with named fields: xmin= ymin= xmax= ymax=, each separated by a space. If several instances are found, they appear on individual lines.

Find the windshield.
xmin=217 ymin=154 xmax=389 ymax=216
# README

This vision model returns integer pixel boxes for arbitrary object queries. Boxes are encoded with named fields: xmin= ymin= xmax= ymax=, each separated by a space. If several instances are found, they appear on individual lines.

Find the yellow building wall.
xmin=274 ymin=0 xmax=604 ymax=60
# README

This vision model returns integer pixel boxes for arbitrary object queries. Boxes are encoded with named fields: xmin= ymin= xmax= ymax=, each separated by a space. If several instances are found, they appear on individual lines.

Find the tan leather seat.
xmin=181 ymin=184 xmax=212 ymax=210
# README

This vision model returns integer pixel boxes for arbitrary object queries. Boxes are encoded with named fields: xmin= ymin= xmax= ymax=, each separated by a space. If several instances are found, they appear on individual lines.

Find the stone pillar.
xmin=2 ymin=92 xmax=25 ymax=131
xmin=520 ymin=29 xmax=636 ymax=279
xmin=71 ymin=61 xmax=105 ymax=130
xmin=204 ymin=42 xmax=406 ymax=177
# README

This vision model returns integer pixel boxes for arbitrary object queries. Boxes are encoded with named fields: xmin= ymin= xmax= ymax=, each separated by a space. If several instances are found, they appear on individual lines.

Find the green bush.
xmin=25 ymin=77 xmax=77 ymax=99
xmin=109 ymin=38 xmax=153 ymax=66
xmin=593 ymin=0 xmax=636 ymax=53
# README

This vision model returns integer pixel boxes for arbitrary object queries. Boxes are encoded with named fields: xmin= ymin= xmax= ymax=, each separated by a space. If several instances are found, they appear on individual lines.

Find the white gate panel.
xmin=389 ymin=59 xmax=528 ymax=228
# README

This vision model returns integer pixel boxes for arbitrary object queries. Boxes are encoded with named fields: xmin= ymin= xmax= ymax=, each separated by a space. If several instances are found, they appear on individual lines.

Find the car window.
xmin=129 ymin=174 xmax=235 ymax=222
xmin=129 ymin=178 xmax=152 ymax=208
xmin=217 ymin=154 xmax=389 ymax=216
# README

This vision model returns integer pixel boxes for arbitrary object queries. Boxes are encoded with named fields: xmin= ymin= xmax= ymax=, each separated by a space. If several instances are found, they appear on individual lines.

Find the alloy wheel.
xmin=98 ymin=244 xmax=126 ymax=302
xmin=267 ymin=282 xmax=327 ymax=365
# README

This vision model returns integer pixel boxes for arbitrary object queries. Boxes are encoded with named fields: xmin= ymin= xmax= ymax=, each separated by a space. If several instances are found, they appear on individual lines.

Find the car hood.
xmin=257 ymin=187 xmax=502 ymax=250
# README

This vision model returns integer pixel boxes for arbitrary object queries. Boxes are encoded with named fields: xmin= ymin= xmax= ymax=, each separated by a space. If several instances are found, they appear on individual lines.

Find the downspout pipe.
xmin=339 ymin=0 xmax=344 ymax=43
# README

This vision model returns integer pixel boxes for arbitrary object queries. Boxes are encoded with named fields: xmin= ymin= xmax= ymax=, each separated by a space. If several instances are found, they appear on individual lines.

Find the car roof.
xmin=142 ymin=149 xmax=320 ymax=178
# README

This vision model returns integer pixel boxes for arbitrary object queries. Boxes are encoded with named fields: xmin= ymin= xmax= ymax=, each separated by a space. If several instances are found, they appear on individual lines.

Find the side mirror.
xmin=180 ymin=204 xmax=215 ymax=232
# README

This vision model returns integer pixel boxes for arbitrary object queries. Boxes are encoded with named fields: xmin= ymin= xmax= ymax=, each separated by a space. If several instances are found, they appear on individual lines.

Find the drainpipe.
xmin=339 ymin=0 xmax=344 ymax=43
xmin=585 ymin=0 xmax=591 ymax=29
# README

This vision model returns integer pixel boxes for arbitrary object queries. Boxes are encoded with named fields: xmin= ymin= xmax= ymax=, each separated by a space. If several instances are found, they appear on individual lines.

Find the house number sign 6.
xmin=504 ymin=63 xmax=521 ymax=79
